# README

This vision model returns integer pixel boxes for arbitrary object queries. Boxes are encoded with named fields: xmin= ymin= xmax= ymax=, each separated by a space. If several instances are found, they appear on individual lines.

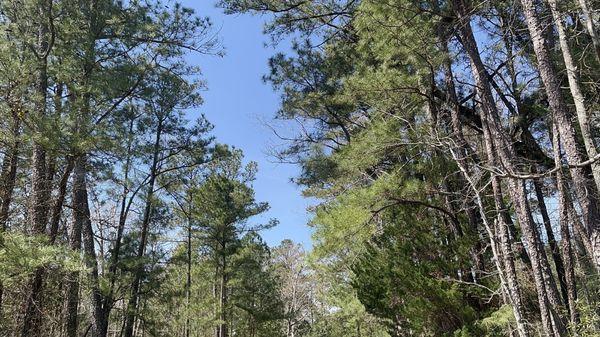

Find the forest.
xmin=0 ymin=0 xmax=599 ymax=336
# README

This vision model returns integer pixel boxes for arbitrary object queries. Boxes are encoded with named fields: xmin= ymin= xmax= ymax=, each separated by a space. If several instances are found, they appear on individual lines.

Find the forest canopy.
xmin=0 ymin=0 xmax=599 ymax=336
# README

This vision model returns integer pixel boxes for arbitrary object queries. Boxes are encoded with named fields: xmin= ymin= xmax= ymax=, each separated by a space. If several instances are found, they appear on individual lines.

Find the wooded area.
xmin=0 ymin=0 xmax=599 ymax=336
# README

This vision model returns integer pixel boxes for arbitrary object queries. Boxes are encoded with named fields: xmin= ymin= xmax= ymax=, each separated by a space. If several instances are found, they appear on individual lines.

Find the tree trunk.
xmin=576 ymin=0 xmax=600 ymax=61
xmin=21 ymin=1 xmax=53 ymax=335
xmin=519 ymin=0 xmax=600 ymax=271
xmin=551 ymin=123 xmax=580 ymax=329
xmin=453 ymin=1 xmax=566 ymax=334
xmin=443 ymin=36 xmax=529 ymax=337
xmin=74 ymin=155 xmax=105 ymax=337
xmin=219 ymin=254 xmax=229 ymax=337
xmin=547 ymin=0 xmax=600 ymax=192
xmin=532 ymin=176 xmax=569 ymax=307
xmin=65 ymin=160 xmax=83 ymax=337
xmin=0 ymin=110 xmax=21 ymax=311
xmin=0 ymin=111 xmax=20 ymax=230
xmin=186 ymin=216 xmax=192 ymax=337
xmin=439 ymin=29 xmax=487 ymax=285
xmin=49 ymin=158 xmax=74 ymax=243
xmin=123 ymin=117 xmax=163 ymax=337
xmin=215 ymin=264 xmax=220 ymax=337
xmin=99 ymin=117 xmax=136 ymax=337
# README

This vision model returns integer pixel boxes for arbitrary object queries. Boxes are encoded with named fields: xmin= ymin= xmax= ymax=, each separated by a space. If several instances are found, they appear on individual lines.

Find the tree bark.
xmin=0 ymin=111 xmax=20 ymax=230
xmin=551 ymin=123 xmax=580 ymax=329
xmin=576 ymin=0 xmax=600 ymax=61
xmin=49 ymin=158 xmax=74 ymax=244
xmin=547 ymin=0 xmax=600 ymax=191
xmin=447 ymin=10 xmax=529 ymax=335
xmin=74 ymin=155 xmax=105 ymax=337
xmin=99 ymin=117 xmax=136 ymax=337
xmin=453 ymin=1 xmax=566 ymax=334
xmin=439 ymin=26 xmax=487 ymax=285
xmin=186 ymin=216 xmax=192 ymax=337
xmin=21 ymin=1 xmax=54 ymax=335
xmin=520 ymin=0 xmax=600 ymax=271
xmin=219 ymin=253 xmax=229 ymax=337
xmin=0 ymin=110 xmax=21 ymax=311
xmin=532 ymin=176 xmax=569 ymax=308
xmin=123 ymin=117 xmax=163 ymax=337
xmin=65 ymin=159 xmax=83 ymax=337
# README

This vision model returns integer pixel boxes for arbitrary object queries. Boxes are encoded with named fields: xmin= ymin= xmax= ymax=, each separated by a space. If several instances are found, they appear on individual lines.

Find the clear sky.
xmin=178 ymin=0 xmax=314 ymax=248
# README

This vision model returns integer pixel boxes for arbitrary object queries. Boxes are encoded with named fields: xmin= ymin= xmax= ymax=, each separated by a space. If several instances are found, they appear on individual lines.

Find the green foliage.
xmin=476 ymin=305 xmax=517 ymax=336
xmin=222 ymin=0 xmax=498 ymax=336
xmin=350 ymin=208 xmax=477 ymax=335
xmin=0 ymin=0 xmax=598 ymax=336
xmin=143 ymin=249 xmax=218 ymax=337
xmin=231 ymin=232 xmax=285 ymax=336
xmin=0 ymin=232 xmax=82 ymax=284
xmin=576 ymin=300 xmax=600 ymax=337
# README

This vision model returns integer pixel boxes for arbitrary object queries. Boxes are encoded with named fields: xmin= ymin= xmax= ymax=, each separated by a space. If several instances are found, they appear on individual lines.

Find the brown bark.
xmin=219 ymin=254 xmax=229 ymax=337
xmin=123 ymin=116 xmax=163 ymax=337
xmin=547 ymin=0 xmax=600 ymax=192
xmin=576 ymin=0 xmax=600 ymax=61
xmin=65 ymin=159 xmax=83 ymax=337
xmin=453 ymin=1 xmax=566 ymax=334
xmin=20 ymin=270 xmax=45 ymax=337
xmin=99 ymin=117 xmax=136 ymax=337
xmin=73 ymin=155 xmax=104 ymax=337
xmin=0 ymin=112 xmax=20 ymax=230
xmin=21 ymin=1 xmax=54 ymax=335
xmin=551 ymin=123 xmax=580 ymax=329
xmin=28 ymin=0 xmax=52 ymax=237
xmin=532 ymin=177 xmax=569 ymax=308
xmin=186 ymin=216 xmax=192 ymax=337
xmin=49 ymin=158 xmax=74 ymax=243
xmin=0 ymin=110 xmax=21 ymax=311
xmin=519 ymin=0 xmax=600 ymax=271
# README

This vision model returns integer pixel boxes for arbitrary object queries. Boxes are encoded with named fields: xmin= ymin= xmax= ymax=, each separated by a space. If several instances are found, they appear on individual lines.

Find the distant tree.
xmin=271 ymin=240 xmax=315 ymax=337
xmin=231 ymin=232 xmax=284 ymax=337
xmin=191 ymin=149 xmax=276 ymax=337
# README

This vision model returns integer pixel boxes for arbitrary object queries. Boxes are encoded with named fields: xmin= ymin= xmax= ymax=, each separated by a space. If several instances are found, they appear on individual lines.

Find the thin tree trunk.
xmin=519 ymin=0 xmax=600 ymax=271
xmin=49 ymin=158 xmax=74 ymax=243
xmin=215 ymin=263 xmax=220 ymax=337
xmin=453 ymin=1 xmax=566 ymax=334
xmin=451 ymin=2 xmax=528 ymax=334
xmin=65 ymin=162 xmax=84 ymax=337
xmin=532 ymin=176 xmax=569 ymax=307
xmin=576 ymin=0 xmax=600 ymax=61
xmin=74 ymin=155 xmax=105 ymax=337
xmin=47 ymin=83 xmax=71 ymax=244
xmin=28 ymin=0 xmax=52 ymax=237
xmin=547 ymin=0 xmax=600 ymax=191
xmin=439 ymin=30 xmax=487 ymax=285
xmin=0 ymin=112 xmax=20 ymax=230
xmin=0 ymin=110 xmax=21 ymax=312
xmin=123 ymin=117 xmax=163 ymax=337
xmin=568 ymin=199 xmax=594 ymax=260
xmin=219 ymin=253 xmax=228 ymax=337
xmin=485 ymin=136 xmax=529 ymax=337
xmin=551 ymin=123 xmax=580 ymax=329
xmin=186 ymin=216 xmax=192 ymax=337
xmin=443 ymin=26 xmax=528 ymax=335
xmin=21 ymin=1 xmax=53 ymax=334
xmin=100 ymin=117 xmax=136 ymax=337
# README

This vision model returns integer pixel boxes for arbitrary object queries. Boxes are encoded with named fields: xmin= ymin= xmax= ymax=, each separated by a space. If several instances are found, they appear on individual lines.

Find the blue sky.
xmin=179 ymin=0 xmax=314 ymax=248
